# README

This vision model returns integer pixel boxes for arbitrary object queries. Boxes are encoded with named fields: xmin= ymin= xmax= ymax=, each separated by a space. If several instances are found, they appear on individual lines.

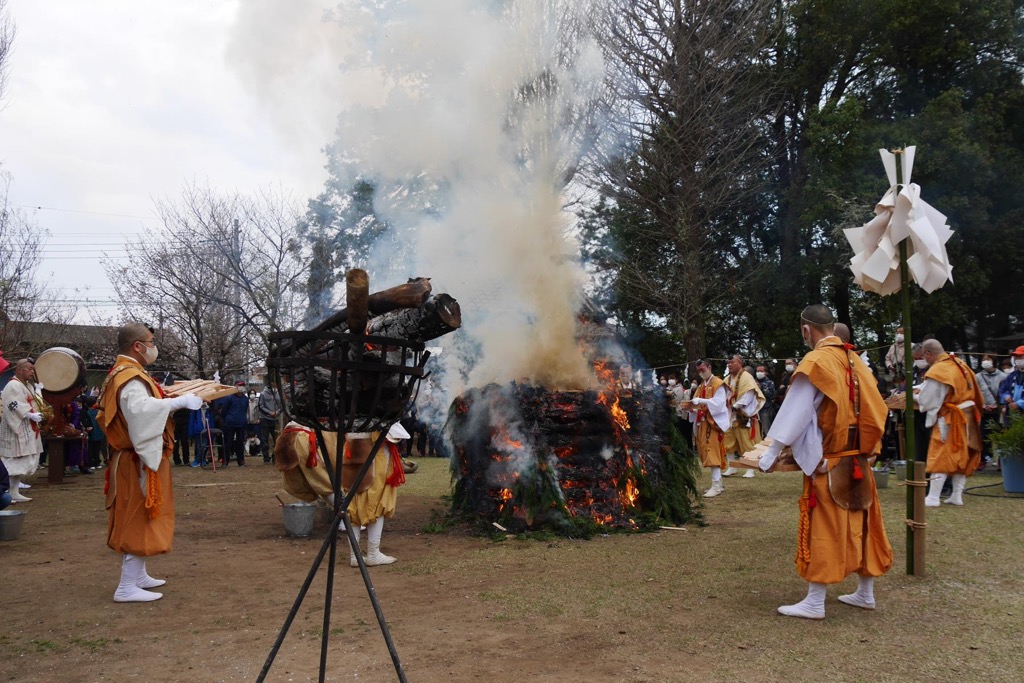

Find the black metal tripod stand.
xmin=259 ymin=329 xmax=428 ymax=682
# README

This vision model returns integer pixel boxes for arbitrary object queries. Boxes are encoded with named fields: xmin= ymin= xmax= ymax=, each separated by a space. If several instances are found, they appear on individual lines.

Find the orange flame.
xmin=622 ymin=477 xmax=639 ymax=507
xmin=494 ymin=427 xmax=523 ymax=450
xmin=498 ymin=487 xmax=513 ymax=512
xmin=609 ymin=397 xmax=630 ymax=430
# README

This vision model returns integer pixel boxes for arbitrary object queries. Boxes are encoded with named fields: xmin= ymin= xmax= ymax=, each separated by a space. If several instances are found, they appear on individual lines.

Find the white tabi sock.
xmin=365 ymin=517 xmax=396 ymax=566
xmin=778 ymin=582 xmax=826 ymax=620
xmin=711 ymin=467 xmax=722 ymax=483
xmin=114 ymin=554 xmax=163 ymax=603
xmin=136 ymin=558 xmax=166 ymax=589
xmin=925 ymin=473 xmax=947 ymax=507
xmin=839 ymin=576 xmax=876 ymax=610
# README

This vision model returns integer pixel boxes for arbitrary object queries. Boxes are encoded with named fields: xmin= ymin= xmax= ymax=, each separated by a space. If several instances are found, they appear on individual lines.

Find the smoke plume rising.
xmin=228 ymin=0 xmax=611 ymax=394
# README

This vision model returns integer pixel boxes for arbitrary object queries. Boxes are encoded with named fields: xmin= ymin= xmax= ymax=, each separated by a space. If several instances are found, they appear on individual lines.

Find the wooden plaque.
xmin=162 ymin=379 xmax=237 ymax=403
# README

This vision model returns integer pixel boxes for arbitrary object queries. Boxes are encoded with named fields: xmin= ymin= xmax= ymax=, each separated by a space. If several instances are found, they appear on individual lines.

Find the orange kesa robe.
xmin=792 ymin=339 xmax=892 ymax=584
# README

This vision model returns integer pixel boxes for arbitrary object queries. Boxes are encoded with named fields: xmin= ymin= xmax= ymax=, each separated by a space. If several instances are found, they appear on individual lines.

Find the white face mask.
xmin=756 ymin=372 xmax=766 ymax=380
xmin=667 ymin=379 xmax=676 ymax=386
xmin=691 ymin=382 xmax=698 ymax=389
xmin=698 ymin=369 xmax=711 ymax=381
xmin=914 ymin=359 xmax=928 ymax=369
xmin=785 ymin=364 xmax=795 ymax=373
xmin=139 ymin=342 xmax=158 ymax=366
xmin=895 ymin=334 xmax=905 ymax=343
xmin=659 ymin=380 xmax=667 ymax=386
xmin=1015 ymin=358 xmax=1024 ymax=370
xmin=982 ymin=360 xmax=994 ymax=370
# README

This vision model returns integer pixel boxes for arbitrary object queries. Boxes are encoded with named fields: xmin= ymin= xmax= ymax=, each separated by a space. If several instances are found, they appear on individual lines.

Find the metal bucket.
xmin=894 ymin=460 xmax=907 ymax=482
xmin=0 ymin=509 xmax=28 ymax=541
xmin=282 ymin=503 xmax=316 ymax=538
xmin=874 ymin=470 xmax=890 ymax=489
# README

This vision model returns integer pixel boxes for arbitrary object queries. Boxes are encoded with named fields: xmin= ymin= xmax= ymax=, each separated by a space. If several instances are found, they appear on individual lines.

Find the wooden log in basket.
xmin=282 ymin=277 xmax=435 ymax=358
xmin=162 ymin=379 xmax=237 ymax=403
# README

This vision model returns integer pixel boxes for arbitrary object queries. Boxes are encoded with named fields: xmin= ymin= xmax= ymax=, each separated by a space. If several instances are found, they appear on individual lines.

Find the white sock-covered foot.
xmin=114 ymin=555 xmax=163 ymax=603
xmin=778 ymin=582 xmax=826 ymax=619
xmin=703 ymin=481 xmax=724 ymax=498
xmin=925 ymin=473 xmax=946 ymax=507
xmin=136 ymin=559 xmax=166 ymax=589
xmin=838 ymin=576 xmax=876 ymax=610
xmin=9 ymin=477 xmax=31 ymax=502
xmin=114 ymin=586 xmax=163 ymax=603
xmin=722 ymin=467 xmax=737 ymax=477
xmin=366 ymin=544 xmax=396 ymax=566
xmin=943 ymin=474 xmax=966 ymax=505
xmin=743 ymin=469 xmax=755 ymax=478
xmin=365 ymin=519 xmax=396 ymax=565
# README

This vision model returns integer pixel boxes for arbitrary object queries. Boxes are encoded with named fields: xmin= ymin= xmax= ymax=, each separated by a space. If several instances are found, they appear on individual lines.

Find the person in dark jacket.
xmin=999 ymin=345 xmax=1024 ymax=426
xmin=172 ymin=405 xmax=192 ymax=466
xmin=81 ymin=395 xmax=109 ymax=468
xmin=257 ymin=386 xmax=281 ymax=464
xmin=0 ymin=459 xmax=11 ymax=511
xmin=214 ymin=381 xmax=250 ymax=466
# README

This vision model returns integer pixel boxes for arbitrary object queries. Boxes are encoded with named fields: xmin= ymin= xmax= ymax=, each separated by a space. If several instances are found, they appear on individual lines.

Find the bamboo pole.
xmin=895 ymin=148 xmax=925 ymax=576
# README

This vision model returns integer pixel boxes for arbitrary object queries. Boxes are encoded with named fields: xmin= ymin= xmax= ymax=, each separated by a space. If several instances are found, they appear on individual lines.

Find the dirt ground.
xmin=3 ymin=457 xmax=1023 ymax=683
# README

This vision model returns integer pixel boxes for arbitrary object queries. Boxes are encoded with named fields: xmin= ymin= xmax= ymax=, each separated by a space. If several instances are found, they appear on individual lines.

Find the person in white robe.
xmin=0 ymin=359 xmax=45 ymax=502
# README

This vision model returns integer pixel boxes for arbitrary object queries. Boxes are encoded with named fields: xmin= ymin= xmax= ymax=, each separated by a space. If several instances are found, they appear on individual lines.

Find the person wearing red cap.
xmin=998 ymin=345 xmax=1024 ymax=423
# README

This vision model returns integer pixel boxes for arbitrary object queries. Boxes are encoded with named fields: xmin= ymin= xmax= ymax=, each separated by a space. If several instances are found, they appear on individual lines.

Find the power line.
xmin=14 ymin=205 xmax=162 ymax=221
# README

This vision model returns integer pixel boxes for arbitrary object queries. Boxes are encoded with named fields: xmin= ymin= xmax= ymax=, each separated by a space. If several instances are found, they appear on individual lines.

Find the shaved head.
xmin=800 ymin=304 xmax=835 ymax=326
xmin=834 ymin=323 xmax=851 ymax=344
xmin=117 ymin=322 xmax=153 ymax=352
xmin=922 ymin=339 xmax=944 ymax=355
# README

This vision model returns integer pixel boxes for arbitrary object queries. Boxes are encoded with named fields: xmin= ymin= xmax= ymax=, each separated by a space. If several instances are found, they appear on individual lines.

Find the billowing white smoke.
xmin=228 ymin=0 xmax=609 ymax=394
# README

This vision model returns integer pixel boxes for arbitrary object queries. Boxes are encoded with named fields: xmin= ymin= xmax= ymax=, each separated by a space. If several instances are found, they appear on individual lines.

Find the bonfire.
xmin=447 ymin=354 xmax=703 ymax=536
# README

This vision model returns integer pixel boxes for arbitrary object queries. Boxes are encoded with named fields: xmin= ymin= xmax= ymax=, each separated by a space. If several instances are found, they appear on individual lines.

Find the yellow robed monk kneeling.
xmin=274 ymin=422 xmax=409 ymax=566
xmin=756 ymin=305 xmax=892 ymax=620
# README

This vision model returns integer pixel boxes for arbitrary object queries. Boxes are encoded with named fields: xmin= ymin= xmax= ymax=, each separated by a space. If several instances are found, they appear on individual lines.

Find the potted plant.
xmin=989 ymin=414 xmax=1024 ymax=494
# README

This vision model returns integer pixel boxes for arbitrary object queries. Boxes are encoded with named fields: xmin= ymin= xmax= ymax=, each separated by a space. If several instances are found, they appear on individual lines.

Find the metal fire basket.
xmin=259 ymin=329 xmax=429 ymax=683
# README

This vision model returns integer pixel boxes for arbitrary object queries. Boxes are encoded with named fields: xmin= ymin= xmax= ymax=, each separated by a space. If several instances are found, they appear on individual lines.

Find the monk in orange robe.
xmin=758 ymin=305 xmax=892 ymax=619
xmin=916 ymin=339 xmax=984 ymax=506
xmin=98 ymin=323 xmax=202 ymax=603
xmin=686 ymin=359 xmax=731 ymax=498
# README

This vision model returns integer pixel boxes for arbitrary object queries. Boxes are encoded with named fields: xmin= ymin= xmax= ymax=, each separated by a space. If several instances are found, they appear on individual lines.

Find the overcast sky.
xmin=0 ymin=0 xmax=329 ymax=322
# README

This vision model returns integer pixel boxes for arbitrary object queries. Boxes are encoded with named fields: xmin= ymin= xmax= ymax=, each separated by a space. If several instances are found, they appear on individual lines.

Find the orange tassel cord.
xmin=144 ymin=466 xmax=163 ymax=519
xmin=796 ymin=477 xmax=814 ymax=572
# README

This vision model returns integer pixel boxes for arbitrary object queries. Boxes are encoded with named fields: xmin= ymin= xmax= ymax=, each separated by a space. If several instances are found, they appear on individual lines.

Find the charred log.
xmin=364 ymin=294 xmax=461 ymax=343
xmin=278 ymin=277 xmax=434 ymax=358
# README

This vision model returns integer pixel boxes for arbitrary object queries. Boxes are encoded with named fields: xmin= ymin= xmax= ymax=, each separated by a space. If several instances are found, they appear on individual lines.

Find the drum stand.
xmin=41 ymin=386 xmax=85 ymax=485
xmin=258 ymin=329 xmax=427 ymax=683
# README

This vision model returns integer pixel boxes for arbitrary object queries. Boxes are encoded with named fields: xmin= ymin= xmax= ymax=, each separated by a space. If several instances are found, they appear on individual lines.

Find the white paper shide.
xmin=843 ymin=147 xmax=954 ymax=295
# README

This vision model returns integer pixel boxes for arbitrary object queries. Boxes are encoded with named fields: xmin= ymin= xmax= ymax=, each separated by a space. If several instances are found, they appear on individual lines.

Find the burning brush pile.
xmin=448 ymin=362 xmax=702 ymax=536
